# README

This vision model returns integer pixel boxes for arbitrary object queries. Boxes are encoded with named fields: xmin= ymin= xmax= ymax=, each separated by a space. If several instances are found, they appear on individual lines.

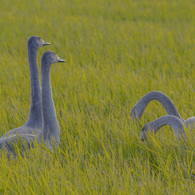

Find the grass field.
xmin=0 ymin=0 xmax=195 ymax=193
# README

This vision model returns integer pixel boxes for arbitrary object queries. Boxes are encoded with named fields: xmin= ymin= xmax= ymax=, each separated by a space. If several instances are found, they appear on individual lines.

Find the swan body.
xmin=0 ymin=51 xmax=65 ymax=152
xmin=131 ymin=91 xmax=195 ymax=129
xmin=1 ymin=36 xmax=50 ymax=138
xmin=140 ymin=115 xmax=186 ymax=141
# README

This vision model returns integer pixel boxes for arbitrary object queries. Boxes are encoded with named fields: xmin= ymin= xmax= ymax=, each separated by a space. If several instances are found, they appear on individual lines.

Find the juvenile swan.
xmin=2 ymin=36 xmax=50 ymax=138
xmin=0 ymin=51 xmax=65 ymax=152
xmin=131 ymin=91 xmax=195 ymax=129
xmin=140 ymin=115 xmax=186 ymax=141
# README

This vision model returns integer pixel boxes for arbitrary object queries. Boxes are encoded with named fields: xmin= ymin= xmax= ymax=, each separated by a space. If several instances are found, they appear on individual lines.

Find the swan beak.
xmin=58 ymin=59 xmax=66 ymax=63
xmin=43 ymin=41 xmax=51 ymax=46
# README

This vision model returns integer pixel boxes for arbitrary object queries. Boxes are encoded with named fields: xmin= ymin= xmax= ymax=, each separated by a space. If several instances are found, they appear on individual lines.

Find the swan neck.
xmin=140 ymin=91 xmax=182 ymax=119
xmin=25 ymin=46 xmax=42 ymax=128
xmin=149 ymin=115 xmax=185 ymax=136
xmin=40 ymin=62 xmax=60 ymax=145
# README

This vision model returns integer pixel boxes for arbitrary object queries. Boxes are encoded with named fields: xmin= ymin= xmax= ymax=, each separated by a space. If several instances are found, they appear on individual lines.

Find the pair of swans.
xmin=0 ymin=36 xmax=65 ymax=152
xmin=131 ymin=91 xmax=195 ymax=141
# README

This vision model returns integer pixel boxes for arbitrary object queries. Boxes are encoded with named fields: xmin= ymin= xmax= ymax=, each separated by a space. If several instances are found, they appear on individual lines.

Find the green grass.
xmin=0 ymin=0 xmax=195 ymax=193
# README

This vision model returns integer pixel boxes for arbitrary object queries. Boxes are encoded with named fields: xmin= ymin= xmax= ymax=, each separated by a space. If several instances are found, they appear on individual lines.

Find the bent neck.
xmin=39 ymin=62 xmax=60 ymax=145
xmin=137 ymin=91 xmax=182 ymax=120
xmin=25 ymin=46 xmax=42 ymax=128
xmin=149 ymin=115 xmax=186 ymax=137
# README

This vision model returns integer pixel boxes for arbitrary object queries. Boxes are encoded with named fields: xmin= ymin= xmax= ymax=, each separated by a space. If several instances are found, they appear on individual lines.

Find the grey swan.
xmin=0 ymin=51 xmax=65 ymax=152
xmin=1 ymin=36 xmax=50 ymax=138
xmin=131 ymin=91 xmax=195 ymax=129
xmin=140 ymin=115 xmax=186 ymax=141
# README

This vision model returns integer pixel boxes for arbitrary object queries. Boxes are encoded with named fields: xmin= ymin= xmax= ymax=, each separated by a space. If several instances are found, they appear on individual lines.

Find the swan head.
xmin=28 ymin=36 xmax=51 ymax=49
xmin=140 ymin=124 xmax=150 ymax=141
xmin=41 ymin=51 xmax=65 ymax=66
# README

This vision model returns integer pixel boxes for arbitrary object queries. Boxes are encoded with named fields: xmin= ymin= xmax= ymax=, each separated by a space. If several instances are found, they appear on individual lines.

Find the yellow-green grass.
xmin=0 ymin=0 xmax=195 ymax=193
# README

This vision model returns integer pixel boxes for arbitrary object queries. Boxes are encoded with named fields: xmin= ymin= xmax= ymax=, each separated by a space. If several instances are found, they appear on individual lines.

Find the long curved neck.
xmin=132 ymin=91 xmax=183 ymax=120
xmin=25 ymin=46 xmax=42 ymax=128
xmin=148 ymin=115 xmax=186 ymax=137
xmin=39 ymin=62 xmax=60 ymax=146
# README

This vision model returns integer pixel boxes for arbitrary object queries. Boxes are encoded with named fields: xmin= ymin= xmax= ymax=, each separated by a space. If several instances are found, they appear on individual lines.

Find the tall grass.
xmin=0 ymin=0 xmax=194 ymax=193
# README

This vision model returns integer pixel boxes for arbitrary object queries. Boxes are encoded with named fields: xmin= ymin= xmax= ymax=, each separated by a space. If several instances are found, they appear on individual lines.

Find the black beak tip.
xmin=43 ymin=42 xmax=51 ymax=46
xmin=58 ymin=59 xmax=66 ymax=63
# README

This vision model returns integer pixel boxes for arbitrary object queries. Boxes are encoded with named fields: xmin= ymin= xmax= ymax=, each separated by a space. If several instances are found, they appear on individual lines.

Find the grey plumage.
xmin=131 ymin=91 xmax=195 ymax=129
xmin=131 ymin=91 xmax=182 ymax=121
xmin=1 ymin=36 xmax=50 ymax=138
xmin=0 ymin=51 xmax=65 ymax=153
xmin=140 ymin=115 xmax=186 ymax=141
